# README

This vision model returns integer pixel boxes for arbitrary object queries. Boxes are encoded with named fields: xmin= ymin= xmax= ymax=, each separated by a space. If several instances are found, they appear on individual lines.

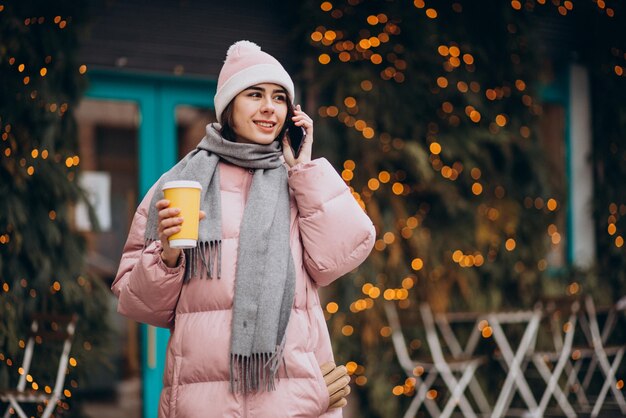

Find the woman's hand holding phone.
xmin=282 ymin=104 xmax=313 ymax=168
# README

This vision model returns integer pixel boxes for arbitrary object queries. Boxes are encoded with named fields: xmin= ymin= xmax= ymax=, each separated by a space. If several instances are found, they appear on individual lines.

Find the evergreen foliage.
xmin=294 ymin=1 xmax=625 ymax=416
xmin=0 ymin=1 xmax=111 ymax=416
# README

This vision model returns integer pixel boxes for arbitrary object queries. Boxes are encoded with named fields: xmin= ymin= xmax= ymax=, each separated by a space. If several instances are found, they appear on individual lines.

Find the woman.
xmin=112 ymin=40 xmax=375 ymax=417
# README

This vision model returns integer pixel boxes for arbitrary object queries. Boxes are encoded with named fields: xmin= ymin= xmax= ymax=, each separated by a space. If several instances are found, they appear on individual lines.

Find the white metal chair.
xmin=577 ymin=296 xmax=626 ymax=417
xmin=434 ymin=311 xmax=494 ymax=415
xmin=434 ymin=305 xmax=545 ymax=418
xmin=0 ymin=314 xmax=78 ymax=418
xmin=483 ymin=308 xmax=543 ymax=418
xmin=384 ymin=301 xmax=488 ymax=418
xmin=528 ymin=299 xmax=579 ymax=418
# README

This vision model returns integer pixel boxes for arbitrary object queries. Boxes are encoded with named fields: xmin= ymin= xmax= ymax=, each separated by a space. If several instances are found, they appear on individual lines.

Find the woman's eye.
xmin=274 ymin=95 xmax=286 ymax=102
xmin=248 ymin=92 xmax=261 ymax=98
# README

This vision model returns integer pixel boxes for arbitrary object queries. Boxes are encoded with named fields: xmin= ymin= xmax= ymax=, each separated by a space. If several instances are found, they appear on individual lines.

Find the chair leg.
xmin=489 ymin=316 xmax=540 ymax=417
xmin=606 ymin=349 xmax=626 ymax=413
xmin=404 ymin=394 xmax=426 ymax=418
xmin=564 ymin=358 xmax=590 ymax=409
xmin=439 ymin=364 xmax=478 ymax=418
xmin=41 ymin=393 xmax=60 ymax=418
xmin=532 ymin=356 xmax=576 ymax=418
xmin=491 ymin=357 xmax=537 ymax=418
xmin=7 ymin=398 xmax=28 ymax=418
xmin=591 ymin=348 xmax=626 ymax=417
xmin=437 ymin=315 xmax=492 ymax=413
xmin=467 ymin=376 xmax=491 ymax=416
xmin=423 ymin=373 xmax=443 ymax=418
xmin=406 ymin=371 xmax=441 ymax=418
xmin=582 ymin=355 xmax=596 ymax=390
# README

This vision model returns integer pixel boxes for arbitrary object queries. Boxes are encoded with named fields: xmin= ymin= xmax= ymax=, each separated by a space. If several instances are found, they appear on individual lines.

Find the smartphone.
xmin=287 ymin=123 xmax=306 ymax=158
xmin=287 ymin=103 xmax=306 ymax=158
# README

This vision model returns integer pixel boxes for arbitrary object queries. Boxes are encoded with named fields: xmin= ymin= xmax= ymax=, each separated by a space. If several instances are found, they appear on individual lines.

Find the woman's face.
xmin=231 ymin=83 xmax=288 ymax=145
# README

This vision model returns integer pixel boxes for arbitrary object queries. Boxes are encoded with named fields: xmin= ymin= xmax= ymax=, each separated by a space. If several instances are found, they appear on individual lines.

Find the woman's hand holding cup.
xmin=156 ymin=199 xmax=182 ymax=267
xmin=156 ymin=199 xmax=206 ymax=268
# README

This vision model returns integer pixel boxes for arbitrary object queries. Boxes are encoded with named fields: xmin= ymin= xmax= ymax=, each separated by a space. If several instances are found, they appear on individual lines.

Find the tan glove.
xmin=321 ymin=361 xmax=351 ymax=410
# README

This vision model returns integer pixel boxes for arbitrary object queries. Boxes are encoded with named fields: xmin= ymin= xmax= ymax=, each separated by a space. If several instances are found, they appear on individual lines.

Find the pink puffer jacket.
xmin=112 ymin=158 xmax=375 ymax=418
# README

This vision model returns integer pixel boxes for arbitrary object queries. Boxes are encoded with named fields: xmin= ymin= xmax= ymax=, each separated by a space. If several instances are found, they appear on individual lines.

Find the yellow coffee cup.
xmin=162 ymin=180 xmax=202 ymax=249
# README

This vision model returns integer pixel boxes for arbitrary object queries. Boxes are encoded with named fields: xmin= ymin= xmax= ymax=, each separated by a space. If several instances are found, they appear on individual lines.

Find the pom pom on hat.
xmin=225 ymin=40 xmax=261 ymax=59
xmin=214 ymin=40 xmax=295 ymax=122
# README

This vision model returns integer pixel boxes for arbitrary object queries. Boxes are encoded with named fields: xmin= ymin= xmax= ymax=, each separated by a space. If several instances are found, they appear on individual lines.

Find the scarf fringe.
xmin=184 ymin=240 xmax=221 ymax=281
xmin=229 ymin=336 xmax=288 ymax=394
xmin=145 ymin=239 xmax=221 ymax=281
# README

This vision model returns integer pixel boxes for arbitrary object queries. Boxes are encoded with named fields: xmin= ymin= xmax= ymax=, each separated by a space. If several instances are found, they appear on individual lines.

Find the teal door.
xmin=86 ymin=69 xmax=215 ymax=418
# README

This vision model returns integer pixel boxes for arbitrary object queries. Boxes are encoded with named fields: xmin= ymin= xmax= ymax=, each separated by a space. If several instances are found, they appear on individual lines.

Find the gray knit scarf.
xmin=145 ymin=123 xmax=296 ymax=394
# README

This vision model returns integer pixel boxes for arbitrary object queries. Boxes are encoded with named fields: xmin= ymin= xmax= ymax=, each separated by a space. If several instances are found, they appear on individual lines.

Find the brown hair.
xmin=219 ymin=98 xmax=294 ymax=143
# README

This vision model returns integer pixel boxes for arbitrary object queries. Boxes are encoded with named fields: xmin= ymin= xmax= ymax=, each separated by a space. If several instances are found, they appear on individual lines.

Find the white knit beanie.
xmin=214 ymin=40 xmax=295 ymax=122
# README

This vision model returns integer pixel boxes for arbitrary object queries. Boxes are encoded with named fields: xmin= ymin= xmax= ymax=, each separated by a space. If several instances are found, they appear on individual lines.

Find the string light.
xmin=318 ymin=54 xmax=331 ymax=64
xmin=505 ymin=238 xmax=516 ymax=251
xmin=192 ymin=0 xmax=626 ymax=400
xmin=326 ymin=302 xmax=339 ymax=313
xmin=425 ymin=8 xmax=437 ymax=19
xmin=391 ymin=182 xmax=404 ymax=194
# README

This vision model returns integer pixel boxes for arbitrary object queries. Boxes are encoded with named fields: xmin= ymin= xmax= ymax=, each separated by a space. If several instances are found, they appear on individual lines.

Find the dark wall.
xmin=79 ymin=0 xmax=295 ymax=78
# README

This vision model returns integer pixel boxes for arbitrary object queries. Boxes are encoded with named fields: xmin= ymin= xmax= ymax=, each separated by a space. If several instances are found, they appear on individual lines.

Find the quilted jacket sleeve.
xmin=111 ymin=185 xmax=186 ymax=329
xmin=288 ymin=158 xmax=375 ymax=287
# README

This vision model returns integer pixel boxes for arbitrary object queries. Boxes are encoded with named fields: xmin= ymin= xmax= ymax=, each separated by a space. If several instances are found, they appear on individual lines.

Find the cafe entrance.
xmin=76 ymin=69 xmax=215 ymax=418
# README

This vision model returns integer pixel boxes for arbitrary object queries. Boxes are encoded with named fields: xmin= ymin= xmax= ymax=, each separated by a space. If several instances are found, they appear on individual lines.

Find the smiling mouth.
xmin=254 ymin=121 xmax=276 ymax=128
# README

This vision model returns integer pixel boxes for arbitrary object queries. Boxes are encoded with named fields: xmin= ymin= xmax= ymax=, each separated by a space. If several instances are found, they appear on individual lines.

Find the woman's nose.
xmin=260 ymin=97 xmax=275 ymax=113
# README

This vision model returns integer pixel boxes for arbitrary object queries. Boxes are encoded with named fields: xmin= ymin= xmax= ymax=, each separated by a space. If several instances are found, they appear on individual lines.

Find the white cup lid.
xmin=162 ymin=180 xmax=202 ymax=190
xmin=169 ymin=239 xmax=197 ymax=249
